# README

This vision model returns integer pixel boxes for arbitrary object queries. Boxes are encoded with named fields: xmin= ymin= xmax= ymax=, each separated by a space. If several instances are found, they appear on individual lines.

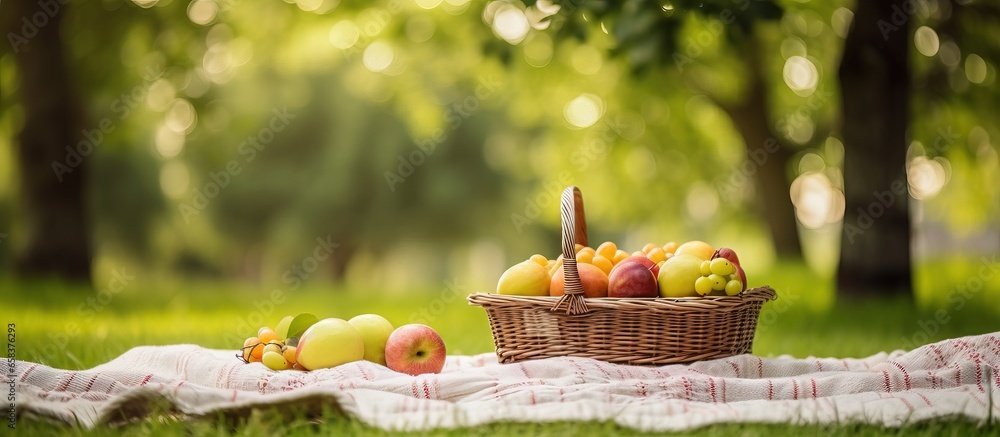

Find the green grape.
xmin=694 ymin=276 xmax=713 ymax=295
xmin=263 ymin=343 xmax=282 ymax=355
xmin=710 ymin=258 xmax=734 ymax=276
xmin=262 ymin=351 xmax=288 ymax=371
xmin=725 ymin=279 xmax=743 ymax=296
xmin=700 ymin=260 xmax=712 ymax=276
xmin=708 ymin=274 xmax=726 ymax=291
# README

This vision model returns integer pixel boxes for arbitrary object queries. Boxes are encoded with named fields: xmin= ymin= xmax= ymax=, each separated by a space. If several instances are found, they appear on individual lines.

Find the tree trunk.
xmin=836 ymin=0 xmax=912 ymax=298
xmin=3 ymin=1 xmax=93 ymax=282
xmin=725 ymin=87 xmax=801 ymax=259
xmin=717 ymin=37 xmax=802 ymax=259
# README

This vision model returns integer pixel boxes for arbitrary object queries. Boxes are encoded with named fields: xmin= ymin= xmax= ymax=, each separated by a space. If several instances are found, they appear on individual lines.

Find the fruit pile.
xmin=238 ymin=313 xmax=447 ymax=376
xmin=496 ymin=240 xmax=748 ymax=298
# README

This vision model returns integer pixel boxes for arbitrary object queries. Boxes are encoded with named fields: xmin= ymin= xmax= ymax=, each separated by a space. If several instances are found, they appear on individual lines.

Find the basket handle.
xmin=550 ymin=186 xmax=590 ymax=315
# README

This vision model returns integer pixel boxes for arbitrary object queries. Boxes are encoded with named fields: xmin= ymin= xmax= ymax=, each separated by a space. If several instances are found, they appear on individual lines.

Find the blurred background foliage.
xmin=0 ymin=0 xmax=998 ymax=309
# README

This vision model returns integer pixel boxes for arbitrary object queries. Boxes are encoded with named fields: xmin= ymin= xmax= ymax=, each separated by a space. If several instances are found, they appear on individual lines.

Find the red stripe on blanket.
xmin=84 ymin=375 xmax=98 ymax=392
xmin=19 ymin=363 xmax=38 ymax=382
xmin=889 ymin=361 xmax=911 ymax=390
xmin=140 ymin=374 xmax=153 ymax=386
xmin=916 ymin=392 xmax=932 ymax=406
xmin=709 ymin=377 xmax=717 ymax=403
xmin=882 ymin=371 xmax=891 ymax=392
xmin=57 ymin=374 xmax=75 ymax=392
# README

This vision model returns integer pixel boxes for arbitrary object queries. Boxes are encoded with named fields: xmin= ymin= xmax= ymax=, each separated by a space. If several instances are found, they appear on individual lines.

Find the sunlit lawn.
xmin=7 ymin=259 xmax=1000 ymax=435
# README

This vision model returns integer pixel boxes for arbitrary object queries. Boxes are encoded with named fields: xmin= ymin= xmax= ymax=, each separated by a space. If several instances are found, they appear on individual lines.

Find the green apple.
xmin=348 ymin=314 xmax=395 ymax=366
xmin=294 ymin=318 xmax=364 ymax=370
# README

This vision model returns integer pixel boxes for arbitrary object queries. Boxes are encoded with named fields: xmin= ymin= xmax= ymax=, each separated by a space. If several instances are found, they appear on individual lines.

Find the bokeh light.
xmin=790 ymin=172 xmax=845 ymax=229
xmin=914 ymin=26 xmax=939 ymax=57
xmin=966 ymin=54 xmax=987 ymax=84
xmin=329 ymin=21 xmax=360 ymax=49
xmin=563 ymin=94 xmax=604 ymax=128
xmin=783 ymin=56 xmax=818 ymax=96
xmin=362 ymin=41 xmax=394 ymax=73
xmin=186 ymin=0 xmax=218 ymax=26
xmin=907 ymin=156 xmax=948 ymax=200
xmin=491 ymin=4 xmax=530 ymax=45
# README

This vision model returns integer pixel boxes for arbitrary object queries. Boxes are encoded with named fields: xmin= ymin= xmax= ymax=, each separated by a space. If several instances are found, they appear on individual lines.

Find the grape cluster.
xmin=238 ymin=327 xmax=303 ymax=371
xmin=694 ymin=258 xmax=743 ymax=296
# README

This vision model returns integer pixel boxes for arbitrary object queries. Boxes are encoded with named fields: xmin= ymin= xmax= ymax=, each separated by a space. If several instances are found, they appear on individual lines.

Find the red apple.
xmin=384 ymin=324 xmax=446 ymax=376
xmin=713 ymin=247 xmax=740 ymax=266
xmin=713 ymin=248 xmax=746 ymax=291
xmin=608 ymin=260 xmax=659 ymax=298
xmin=733 ymin=263 xmax=747 ymax=291
xmin=612 ymin=255 xmax=660 ymax=278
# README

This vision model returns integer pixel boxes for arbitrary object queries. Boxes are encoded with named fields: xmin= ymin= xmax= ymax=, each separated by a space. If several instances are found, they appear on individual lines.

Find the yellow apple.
xmin=295 ymin=318 xmax=364 ymax=370
xmin=497 ymin=260 xmax=550 ymax=296
xmin=657 ymin=254 xmax=703 ymax=297
xmin=348 ymin=314 xmax=395 ymax=366
xmin=674 ymin=240 xmax=715 ymax=261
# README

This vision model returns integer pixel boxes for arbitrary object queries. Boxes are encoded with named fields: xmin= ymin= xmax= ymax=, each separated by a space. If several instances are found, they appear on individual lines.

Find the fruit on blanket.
xmin=608 ymin=260 xmax=659 ymax=298
xmin=348 ymin=314 xmax=395 ymax=366
xmin=283 ymin=345 xmax=298 ymax=364
xmin=263 ymin=350 xmax=290 ymax=371
xmin=243 ymin=337 xmax=263 ymax=362
xmin=384 ymin=324 xmax=447 ymax=376
xmin=657 ymin=254 xmax=703 ymax=297
xmin=263 ymin=343 xmax=282 ymax=355
xmin=675 ymin=241 xmax=714 ymax=261
xmin=257 ymin=327 xmax=279 ymax=344
xmin=497 ymin=260 xmax=550 ymax=296
xmin=550 ymin=262 xmax=609 ymax=298
xmin=295 ymin=318 xmax=365 ymax=370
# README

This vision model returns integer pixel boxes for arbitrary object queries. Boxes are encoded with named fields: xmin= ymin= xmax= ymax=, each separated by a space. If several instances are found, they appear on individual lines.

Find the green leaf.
xmin=274 ymin=315 xmax=294 ymax=340
xmin=286 ymin=313 xmax=319 ymax=340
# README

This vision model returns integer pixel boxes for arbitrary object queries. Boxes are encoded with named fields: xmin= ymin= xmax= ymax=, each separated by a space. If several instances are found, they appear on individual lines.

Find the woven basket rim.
xmin=469 ymin=285 xmax=777 ymax=309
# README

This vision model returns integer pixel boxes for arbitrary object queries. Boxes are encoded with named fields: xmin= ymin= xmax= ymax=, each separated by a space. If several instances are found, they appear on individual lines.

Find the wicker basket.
xmin=468 ymin=186 xmax=777 ymax=365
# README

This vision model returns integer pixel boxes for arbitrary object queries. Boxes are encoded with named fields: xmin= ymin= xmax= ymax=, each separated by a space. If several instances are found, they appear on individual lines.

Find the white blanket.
xmin=10 ymin=333 xmax=1000 ymax=431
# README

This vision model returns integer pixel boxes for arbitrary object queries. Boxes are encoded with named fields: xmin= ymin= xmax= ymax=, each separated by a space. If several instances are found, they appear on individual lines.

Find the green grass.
xmin=5 ymin=259 xmax=1000 ymax=435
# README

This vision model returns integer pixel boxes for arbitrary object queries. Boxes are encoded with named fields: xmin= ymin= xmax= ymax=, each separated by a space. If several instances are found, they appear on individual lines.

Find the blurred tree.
xmin=2 ymin=0 xmax=93 ymax=282
xmin=508 ymin=0 xmax=808 ymax=258
xmin=836 ymin=0 xmax=911 ymax=298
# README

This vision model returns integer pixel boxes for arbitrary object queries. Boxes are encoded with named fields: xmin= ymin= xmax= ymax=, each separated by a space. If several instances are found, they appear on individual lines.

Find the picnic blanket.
xmin=10 ymin=333 xmax=1000 ymax=431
